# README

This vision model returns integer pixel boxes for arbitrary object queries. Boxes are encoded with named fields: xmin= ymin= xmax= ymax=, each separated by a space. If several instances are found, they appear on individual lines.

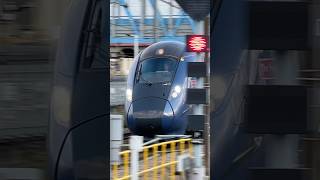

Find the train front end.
xmin=125 ymin=41 xmax=193 ymax=137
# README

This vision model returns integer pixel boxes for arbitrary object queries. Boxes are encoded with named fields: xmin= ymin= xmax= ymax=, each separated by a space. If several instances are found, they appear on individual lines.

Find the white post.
xmin=193 ymin=21 xmax=205 ymax=115
xmin=140 ymin=0 xmax=145 ymax=38
xmin=188 ymin=20 xmax=206 ymax=180
xmin=134 ymin=35 xmax=139 ymax=58
xmin=110 ymin=115 xmax=123 ymax=179
xmin=130 ymin=136 xmax=143 ymax=180
xmin=193 ymin=140 xmax=203 ymax=167
xmin=153 ymin=0 xmax=158 ymax=42
xmin=110 ymin=115 xmax=123 ymax=163
xmin=169 ymin=0 xmax=173 ymax=34
xmin=111 ymin=2 xmax=116 ymax=37
xmin=189 ymin=140 xmax=206 ymax=180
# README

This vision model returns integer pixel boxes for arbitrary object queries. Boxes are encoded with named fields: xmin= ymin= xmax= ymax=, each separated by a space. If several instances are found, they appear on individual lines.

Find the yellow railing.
xmin=112 ymin=138 xmax=193 ymax=180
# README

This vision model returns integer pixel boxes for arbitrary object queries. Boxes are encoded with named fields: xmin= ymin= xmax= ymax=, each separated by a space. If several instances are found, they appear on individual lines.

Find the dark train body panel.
xmin=125 ymin=41 xmax=197 ymax=137
xmin=49 ymin=0 xmax=108 ymax=179
xmin=210 ymin=0 xmax=264 ymax=179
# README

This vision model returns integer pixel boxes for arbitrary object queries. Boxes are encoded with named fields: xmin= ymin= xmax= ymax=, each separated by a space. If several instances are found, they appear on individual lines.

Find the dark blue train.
xmin=125 ymin=41 xmax=197 ymax=137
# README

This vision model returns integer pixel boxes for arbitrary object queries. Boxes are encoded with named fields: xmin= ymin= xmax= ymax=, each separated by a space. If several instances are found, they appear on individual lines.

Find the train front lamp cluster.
xmin=171 ymin=85 xmax=182 ymax=98
xmin=126 ymin=88 xmax=132 ymax=102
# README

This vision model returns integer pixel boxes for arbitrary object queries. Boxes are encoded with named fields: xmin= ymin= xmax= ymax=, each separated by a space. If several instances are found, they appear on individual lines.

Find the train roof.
xmin=139 ymin=41 xmax=186 ymax=61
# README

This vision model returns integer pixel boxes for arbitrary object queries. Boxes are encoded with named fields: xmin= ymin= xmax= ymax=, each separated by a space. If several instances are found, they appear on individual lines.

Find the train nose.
xmin=129 ymin=97 xmax=174 ymax=136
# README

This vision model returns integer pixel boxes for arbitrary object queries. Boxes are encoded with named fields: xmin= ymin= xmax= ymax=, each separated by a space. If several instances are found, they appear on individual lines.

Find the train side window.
xmin=81 ymin=0 xmax=107 ymax=69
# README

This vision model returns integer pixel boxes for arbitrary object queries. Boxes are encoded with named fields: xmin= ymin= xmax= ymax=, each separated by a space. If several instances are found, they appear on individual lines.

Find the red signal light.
xmin=186 ymin=35 xmax=209 ymax=52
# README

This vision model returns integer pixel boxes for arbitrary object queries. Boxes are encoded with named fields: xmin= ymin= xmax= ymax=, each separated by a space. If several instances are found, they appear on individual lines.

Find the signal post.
xmin=185 ymin=29 xmax=209 ymax=179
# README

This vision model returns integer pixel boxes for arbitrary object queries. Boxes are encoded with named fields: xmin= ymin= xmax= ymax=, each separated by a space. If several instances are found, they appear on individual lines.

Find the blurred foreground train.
xmin=49 ymin=0 xmax=108 ymax=179
xmin=49 ymin=0 xmax=261 ymax=179
xmin=125 ymin=41 xmax=197 ymax=137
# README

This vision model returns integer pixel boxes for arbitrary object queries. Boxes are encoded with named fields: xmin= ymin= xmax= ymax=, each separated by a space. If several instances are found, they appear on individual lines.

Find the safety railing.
xmin=112 ymin=138 xmax=193 ymax=180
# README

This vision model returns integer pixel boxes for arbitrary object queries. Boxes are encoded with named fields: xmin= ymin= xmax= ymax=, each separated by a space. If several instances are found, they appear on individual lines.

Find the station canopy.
xmin=175 ymin=0 xmax=211 ymax=21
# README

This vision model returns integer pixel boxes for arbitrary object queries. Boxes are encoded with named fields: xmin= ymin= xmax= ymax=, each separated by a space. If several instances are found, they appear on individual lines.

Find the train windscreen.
xmin=137 ymin=58 xmax=178 ymax=84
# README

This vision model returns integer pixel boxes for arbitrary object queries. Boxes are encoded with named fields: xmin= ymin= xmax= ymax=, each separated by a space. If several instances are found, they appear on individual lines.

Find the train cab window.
xmin=137 ymin=58 xmax=178 ymax=84
xmin=81 ymin=0 xmax=106 ymax=69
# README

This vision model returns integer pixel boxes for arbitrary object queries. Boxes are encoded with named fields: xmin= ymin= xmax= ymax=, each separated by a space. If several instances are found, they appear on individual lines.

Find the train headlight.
xmin=174 ymin=86 xmax=181 ymax=94
xmin=171 ymin=85 xmax=182 ymax=98
xmin=126 ymin=88 xmax=132 ymax=102
xmin=172 ymin=92 xmax=178 ymax=98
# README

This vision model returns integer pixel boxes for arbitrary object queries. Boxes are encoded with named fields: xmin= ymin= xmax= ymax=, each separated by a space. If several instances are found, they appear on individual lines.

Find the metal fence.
xmin=112 ymin=138 xmax=193 ymax=180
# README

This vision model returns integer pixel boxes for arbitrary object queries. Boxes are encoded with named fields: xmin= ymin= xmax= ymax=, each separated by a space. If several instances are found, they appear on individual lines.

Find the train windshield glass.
xmin=138 ymin=58 xmax=177 ymax=84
